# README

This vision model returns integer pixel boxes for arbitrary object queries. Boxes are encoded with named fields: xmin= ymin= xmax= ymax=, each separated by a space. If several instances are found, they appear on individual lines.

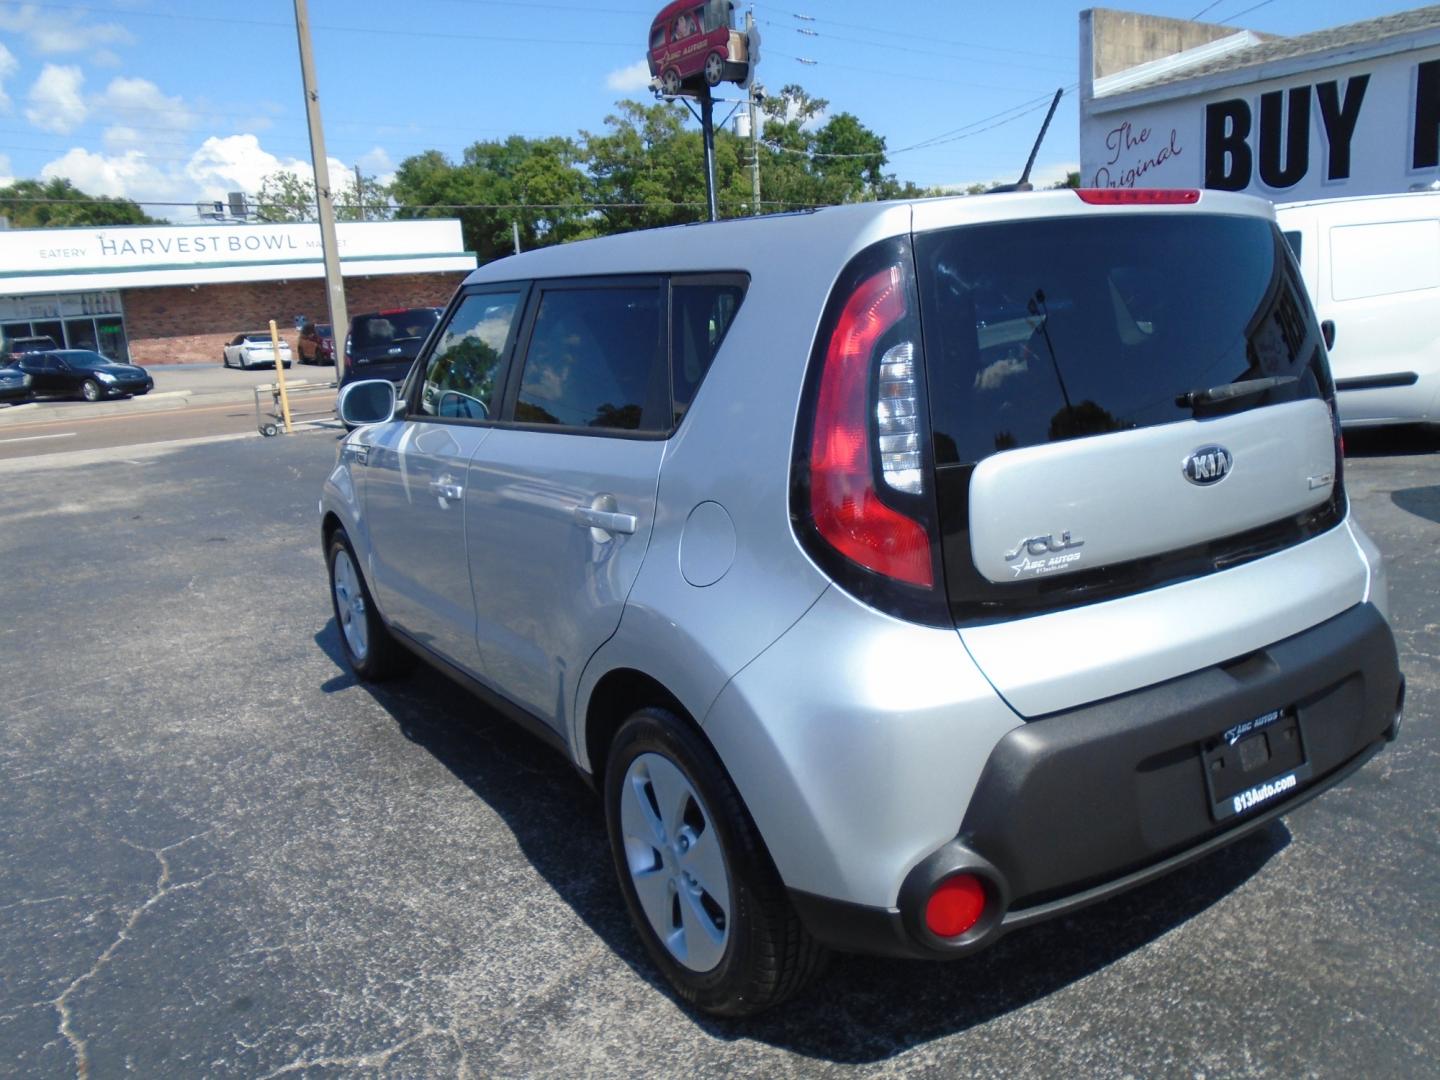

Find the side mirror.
xmin=1321 ymin=320 xmax=1336 ymax=351
xmin=337 ymin=379 xmax=397 ymax=427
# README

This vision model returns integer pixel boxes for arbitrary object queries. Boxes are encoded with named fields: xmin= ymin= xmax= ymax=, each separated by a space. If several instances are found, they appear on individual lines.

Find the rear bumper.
xmin=790 ymin=601 xmax=1403 ymax=958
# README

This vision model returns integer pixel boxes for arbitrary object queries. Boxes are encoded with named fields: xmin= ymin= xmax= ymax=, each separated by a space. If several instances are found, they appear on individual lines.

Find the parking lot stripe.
xmin=0 ymin=432 xmax=76 ymax=444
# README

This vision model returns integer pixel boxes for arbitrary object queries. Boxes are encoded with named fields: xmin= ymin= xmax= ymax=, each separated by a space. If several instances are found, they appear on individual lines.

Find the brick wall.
xmin=122 ymin=272 xmax=468 ymax=364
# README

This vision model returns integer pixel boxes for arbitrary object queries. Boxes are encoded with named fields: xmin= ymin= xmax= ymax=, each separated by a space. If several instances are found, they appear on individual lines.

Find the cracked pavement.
xmin=0 ymin=427 xmax=1436 ymax=1078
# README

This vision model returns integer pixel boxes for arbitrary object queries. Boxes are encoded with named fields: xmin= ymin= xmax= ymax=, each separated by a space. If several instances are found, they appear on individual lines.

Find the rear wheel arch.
xmin=583 ymin=667 xmax=693 ymax=781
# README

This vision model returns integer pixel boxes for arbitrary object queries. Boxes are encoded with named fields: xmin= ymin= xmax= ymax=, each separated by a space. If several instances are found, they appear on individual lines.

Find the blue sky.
xmin=0 ymin=0 xmax=1421 ymax=217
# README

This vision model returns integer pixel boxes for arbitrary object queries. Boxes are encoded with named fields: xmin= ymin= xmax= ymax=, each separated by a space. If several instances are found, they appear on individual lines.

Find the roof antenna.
xmin=988 ymin=88 xmax=1064 ymax=193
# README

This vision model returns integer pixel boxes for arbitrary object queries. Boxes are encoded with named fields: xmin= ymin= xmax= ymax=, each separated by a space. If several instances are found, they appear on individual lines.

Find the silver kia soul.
xmin=322 ymin=189 xmax=1404 ymax=1015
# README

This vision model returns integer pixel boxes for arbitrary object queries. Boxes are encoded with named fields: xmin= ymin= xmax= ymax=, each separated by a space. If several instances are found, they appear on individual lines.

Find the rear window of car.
xmin=352 ymin=309 xmax=440 ymax=349
xmin=915 ymin=214 xmax=1329 ymax=467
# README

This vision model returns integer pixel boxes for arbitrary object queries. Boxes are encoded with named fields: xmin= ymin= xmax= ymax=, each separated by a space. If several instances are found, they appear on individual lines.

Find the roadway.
xmin=0 ymin=363 xmax=337 ymax=461
xmin=0 ymin=422 xmax=1435 ymax=1076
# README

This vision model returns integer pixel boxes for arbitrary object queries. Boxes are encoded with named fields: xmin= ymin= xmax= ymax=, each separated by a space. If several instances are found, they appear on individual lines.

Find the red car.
xmin=647 ymin=0 xmax=751 ymax=96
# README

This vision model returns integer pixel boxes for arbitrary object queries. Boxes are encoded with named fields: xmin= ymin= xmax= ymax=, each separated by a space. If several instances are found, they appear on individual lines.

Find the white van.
xmin=1276 ymin=190 xmax=1440 ymax=428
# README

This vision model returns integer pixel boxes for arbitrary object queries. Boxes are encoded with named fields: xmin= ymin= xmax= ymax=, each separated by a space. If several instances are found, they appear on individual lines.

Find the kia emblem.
xmin=1183 ymin=445 xmax=1233 ymax=486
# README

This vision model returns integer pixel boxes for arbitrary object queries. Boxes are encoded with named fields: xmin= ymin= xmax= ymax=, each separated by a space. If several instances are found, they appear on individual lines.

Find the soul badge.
xmin=1004 ymin=531 xmax=1084 ymax=578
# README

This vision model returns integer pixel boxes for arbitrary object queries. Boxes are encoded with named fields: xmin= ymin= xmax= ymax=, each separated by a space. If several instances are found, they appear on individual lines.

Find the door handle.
xmin=428 ymin=476 xmax=464 ymax=502
xmin=573 ymin=495 xmax=637 ymax=539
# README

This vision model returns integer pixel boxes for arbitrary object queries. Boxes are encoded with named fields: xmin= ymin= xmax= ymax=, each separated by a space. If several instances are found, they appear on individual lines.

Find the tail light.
xmin=793 ymin=239 xmax=946 ymax=622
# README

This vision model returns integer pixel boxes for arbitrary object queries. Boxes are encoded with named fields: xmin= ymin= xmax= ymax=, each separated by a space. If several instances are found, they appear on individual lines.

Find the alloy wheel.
xmin=331 ymin=547 xmax=369 ymax=660
xmin=619 ymin=751 xmax=732 ymax=972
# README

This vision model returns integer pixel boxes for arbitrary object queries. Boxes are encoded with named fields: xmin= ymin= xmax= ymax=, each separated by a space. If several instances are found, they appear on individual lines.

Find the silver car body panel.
xmin=363 ymin=419 xmax=494 ymax=673
xmin=463 ymin=428 xmax=665 ymax=733
xmin=701 ymin=584 xmax=1024 ymax=908
xmin=968 ymin=398 xmax=1337 ymax=584
xmin=960 ymin=519 xmax=1368 ymax=719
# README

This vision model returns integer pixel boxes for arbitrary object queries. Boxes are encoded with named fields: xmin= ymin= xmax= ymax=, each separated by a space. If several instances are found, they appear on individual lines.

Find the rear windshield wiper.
xmin=1176 ymin=375 xmax=1298 ymax=410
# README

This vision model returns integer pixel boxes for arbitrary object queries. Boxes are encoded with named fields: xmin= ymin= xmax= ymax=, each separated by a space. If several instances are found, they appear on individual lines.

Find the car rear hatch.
xmin=911 ymin=192 xmax=1357 ymax=717
xmin=348 ymin=310 xmax=439 ymax=379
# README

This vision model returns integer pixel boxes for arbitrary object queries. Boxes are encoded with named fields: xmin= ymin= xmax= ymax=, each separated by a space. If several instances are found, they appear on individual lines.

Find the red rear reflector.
xmin=378 ymin=308 xmax=410 ymax=316
xmin=925 ymin=874 xmax=986 ymax=938
xmin=1074 ymin=188 xmax=1200 ymax=205
xmin=810 ymin=266 xmax=934 ymax=588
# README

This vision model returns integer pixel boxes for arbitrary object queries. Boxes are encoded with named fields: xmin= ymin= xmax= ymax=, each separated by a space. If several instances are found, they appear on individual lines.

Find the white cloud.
xmin=0 ymin=152 xmax=13 ymax=187
xmin=25 ymin=64 xmax=86 ymax=133
xmin=34 ymin=131 xmax=360 ymax=221
xmin=0 ymin=42 xmax=17 ymax=111
xmin=96 ymin=76 xmax=195 ymax=130
xmin=606 ymin=60 xmax=652 ymax=93
xmin=0 ymin=4 xmax=135 ymax=55
xmin=183 ymin=133 xmax=347 ymax=202
xmin=102 ymin=124 xmax=142 ymax=151
xmin=40 ymin=146 xmax=178 ymax=202
xmin=357 ymin=146 xmax=396 ymax=186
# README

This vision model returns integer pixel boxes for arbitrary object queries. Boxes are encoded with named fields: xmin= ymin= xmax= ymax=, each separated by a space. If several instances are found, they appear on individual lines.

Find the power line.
xmin=754 ymin=3 xmax=1076 ymax=61
xmin=1206 ymin=0 xmax=1281 ymax=23
xmin=23 ymin=2 xmax=636 ymax=47
xmin=762 ymin=90 xmax=1066 ymax=160
xmin=759 ymin=19 xmax=1073 ymax=75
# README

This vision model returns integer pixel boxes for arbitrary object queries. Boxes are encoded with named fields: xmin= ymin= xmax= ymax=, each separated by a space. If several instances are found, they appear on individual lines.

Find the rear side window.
xmin=916 ymin=214 xmax=1327 ymax=466
xmin=1329 ymin=219 xmax=1440 ymax=301
xmin=671 ymin=278 xmax=745 ymax=423
xmin=514 ymin=286 xmax=664 ymax=432
xmin=417 ymin=291 xmax=522 ymax=420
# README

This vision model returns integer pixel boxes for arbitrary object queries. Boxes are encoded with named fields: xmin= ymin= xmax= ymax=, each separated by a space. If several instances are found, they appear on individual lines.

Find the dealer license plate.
xmin=1201 ymin=709 xmax=1312 ymax=822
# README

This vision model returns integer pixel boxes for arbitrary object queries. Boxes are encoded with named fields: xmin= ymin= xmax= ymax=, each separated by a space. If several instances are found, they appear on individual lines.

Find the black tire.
xmin=80 ymin=379 xmax=101 ymax=402
xmin=661 ymin=68 xmax=681 ymax=96
xmin=704 ymin=51 xmax=723 ymax=87
xmin=603 ymin=707 xmax=828 ymax=1016
xmin=326 ymin=528 xmax=404 ymax=681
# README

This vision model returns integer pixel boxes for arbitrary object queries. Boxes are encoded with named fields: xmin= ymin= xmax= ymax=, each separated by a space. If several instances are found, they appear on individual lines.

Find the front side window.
xmin=417 ymin=291 xmax=522 ymax=420
xmin=514 ymin=286 xmax=663 ymax=432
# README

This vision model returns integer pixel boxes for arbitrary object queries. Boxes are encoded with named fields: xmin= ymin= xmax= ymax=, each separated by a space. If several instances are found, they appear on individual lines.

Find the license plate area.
xmin=1202 ymin=709 xmax=1312 ymax=821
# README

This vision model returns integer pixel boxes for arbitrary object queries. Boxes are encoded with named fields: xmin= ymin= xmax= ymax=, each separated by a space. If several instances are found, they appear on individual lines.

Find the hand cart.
xmin=254 ymin=378 xmax=337 ymax=436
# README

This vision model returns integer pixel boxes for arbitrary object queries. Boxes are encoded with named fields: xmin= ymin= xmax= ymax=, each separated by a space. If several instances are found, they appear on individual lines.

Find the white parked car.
xmin=1276 ymin=190 xmax=1440 ymax=429
xmin=223 ymin=332 xmax=293 ymax=370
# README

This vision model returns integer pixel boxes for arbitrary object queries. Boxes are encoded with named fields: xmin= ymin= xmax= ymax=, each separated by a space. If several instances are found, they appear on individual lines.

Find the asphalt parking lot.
xmin=1 ymin=427 xmax=1437 ymax=1078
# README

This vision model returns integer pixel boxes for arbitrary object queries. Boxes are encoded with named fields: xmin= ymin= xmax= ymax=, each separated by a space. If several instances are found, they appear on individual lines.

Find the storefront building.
xmin=1079 ymin=6 xmax=1440 ymax=200
xmin=0 ymin=219 xmax=476 ymax=363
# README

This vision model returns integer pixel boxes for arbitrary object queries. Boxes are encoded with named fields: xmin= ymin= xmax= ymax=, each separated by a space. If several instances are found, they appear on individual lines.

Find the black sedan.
xmin=0 ymin=363 xmax=32 ymax=405
xmin=17 ymin=350 xmax=154 ymax=401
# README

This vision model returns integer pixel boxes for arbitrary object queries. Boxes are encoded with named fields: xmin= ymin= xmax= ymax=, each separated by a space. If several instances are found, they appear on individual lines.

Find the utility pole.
xmin=746 ymin=12 xmax=761 ymax=215
xmin=293 ymin=0 xmax=348 ymax=383
xmin=353 ymin=163 xmax=365 ymax=223
xmin=512 ymin=220 xmax=521 ymax=255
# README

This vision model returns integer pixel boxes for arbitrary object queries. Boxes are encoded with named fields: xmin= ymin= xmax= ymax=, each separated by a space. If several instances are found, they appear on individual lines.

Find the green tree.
xmin=1050 ymin=170 xmax=1081 ymax=189
xmin=390 ymin=136 xmax=590 ymax=262
xmin=585 ymin=98 xmax=764 ymax=228
xmin=256 ymin=170 xmax=394 ymax=223
xmin=0 ymin=177 xmax=158 ymax=227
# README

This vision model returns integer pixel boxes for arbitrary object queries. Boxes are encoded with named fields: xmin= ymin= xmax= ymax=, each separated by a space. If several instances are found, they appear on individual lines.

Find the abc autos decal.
xmin=1080 ymin=47 xmax=1440 ymax=200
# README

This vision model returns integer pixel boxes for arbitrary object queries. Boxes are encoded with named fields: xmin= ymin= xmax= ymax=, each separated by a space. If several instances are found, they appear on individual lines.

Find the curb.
xmin=0 ymin=390 xmax=193 ymax=426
